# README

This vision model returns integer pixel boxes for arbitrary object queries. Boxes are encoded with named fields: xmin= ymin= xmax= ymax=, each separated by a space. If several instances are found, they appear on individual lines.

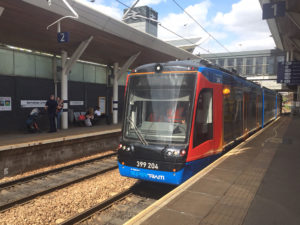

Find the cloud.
xmin=208 ymin=0 xmax=275 ymax=53
xmin=157 ymin=0 xmax=275 ymax=54
xmin=77 ymin=0 xmax=122 ymax=20
xmin=158 ymin=0 xmax=211 ymax=41
xmin=213 ymin=0 xmax=270 ymax=36
xmin=136 ymin=0 xmax=166 ymax=6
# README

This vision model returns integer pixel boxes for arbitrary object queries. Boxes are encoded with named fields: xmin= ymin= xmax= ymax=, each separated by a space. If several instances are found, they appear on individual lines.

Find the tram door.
xmin=243 ymin=93 xmax=249 ymax=134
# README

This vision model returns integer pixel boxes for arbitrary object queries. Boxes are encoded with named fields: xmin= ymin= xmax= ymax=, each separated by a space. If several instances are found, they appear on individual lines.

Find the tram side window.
xmin=193 ymin=88 xmax=213 ymax=147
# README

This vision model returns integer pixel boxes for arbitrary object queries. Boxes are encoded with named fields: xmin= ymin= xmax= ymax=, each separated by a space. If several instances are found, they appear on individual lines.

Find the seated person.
xmin=94 ymin=106 xmax=101 ymax=118
xmin=85 ymin=107 xmax=94 ymax=127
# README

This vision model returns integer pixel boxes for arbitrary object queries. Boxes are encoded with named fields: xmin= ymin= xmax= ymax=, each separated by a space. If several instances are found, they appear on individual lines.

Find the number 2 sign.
xmin=57 ymin=32 xmax=69 ymax=43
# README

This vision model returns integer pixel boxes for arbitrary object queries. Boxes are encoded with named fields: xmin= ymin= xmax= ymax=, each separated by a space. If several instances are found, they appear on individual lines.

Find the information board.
xmin=21 ymin=100 xmax=47 ymax=108
xmin=0 ymin=97 xmax=12 ymax=111
xmin=277 ymin=61 xmax=300 ymax=85
xmin=70 ymin=101 xmax=84 ymax=106
xmin=98 ymin=97 xmax=106 ymax=115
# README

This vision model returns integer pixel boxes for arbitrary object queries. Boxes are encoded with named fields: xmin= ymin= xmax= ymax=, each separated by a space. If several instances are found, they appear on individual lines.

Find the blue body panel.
xmin=118 ymin=154 xmax=222 ymax=185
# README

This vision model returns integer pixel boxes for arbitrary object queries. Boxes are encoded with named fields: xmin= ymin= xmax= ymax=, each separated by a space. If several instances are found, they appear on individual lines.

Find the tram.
xmin=117 ymin=60 xmax=281 ymax=185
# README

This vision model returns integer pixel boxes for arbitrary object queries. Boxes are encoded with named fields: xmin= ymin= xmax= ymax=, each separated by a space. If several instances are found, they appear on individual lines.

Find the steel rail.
xmin=59 ymin=185 xmax=138 ymax=225
xmin=0 ymin=153 xmax=117 ymax=212
xmin=0 ymin=152 xmax=116 ymax=189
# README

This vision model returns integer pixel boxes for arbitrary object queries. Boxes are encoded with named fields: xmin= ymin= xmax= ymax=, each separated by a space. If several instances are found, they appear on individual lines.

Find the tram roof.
xmin=0 ymin=0 xmax=198 ymax=67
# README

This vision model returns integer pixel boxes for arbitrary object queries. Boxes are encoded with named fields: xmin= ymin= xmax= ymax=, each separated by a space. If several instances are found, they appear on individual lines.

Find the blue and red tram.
xmin=118 ymin=60 xmax=280 ymax=185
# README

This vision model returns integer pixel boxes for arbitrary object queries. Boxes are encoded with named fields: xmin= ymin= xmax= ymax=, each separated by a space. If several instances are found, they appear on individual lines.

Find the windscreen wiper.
xmin=127 ymin=117 xmax=148 ymax=145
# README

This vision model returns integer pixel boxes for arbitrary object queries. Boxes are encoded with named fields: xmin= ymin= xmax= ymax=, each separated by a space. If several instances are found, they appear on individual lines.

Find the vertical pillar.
xmin=52 ymin=56 xmax=57 ymax=98
xmin=61 ymin=50 xmax=68 ymax=129
xmin=113 ymin=62 xmax=119 ymax=125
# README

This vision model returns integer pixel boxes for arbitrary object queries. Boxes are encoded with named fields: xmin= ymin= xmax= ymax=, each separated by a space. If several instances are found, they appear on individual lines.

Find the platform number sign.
xmin=262 ymin=2 xmax=285 ymax=20
xmin=57 ymin=32 xmax=69 ymax=43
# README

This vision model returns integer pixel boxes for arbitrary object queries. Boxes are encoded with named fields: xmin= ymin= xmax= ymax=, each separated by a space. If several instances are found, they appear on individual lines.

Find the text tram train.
xmin=117 ymin=60 xmax=281 ymax=185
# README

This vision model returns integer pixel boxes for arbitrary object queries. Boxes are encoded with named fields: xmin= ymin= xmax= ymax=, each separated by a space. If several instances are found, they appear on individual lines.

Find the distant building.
xmin=166 ymin=37 xmax=202 ymax=53
xmin=123 ymin=6 xmax=158 ymax=37
xmin=201 ymin=49 xmax=286 ymax=90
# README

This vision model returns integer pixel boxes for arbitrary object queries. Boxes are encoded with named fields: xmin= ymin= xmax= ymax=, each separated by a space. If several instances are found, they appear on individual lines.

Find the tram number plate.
xmin=136 ymin=161 xmax=159 ymax=170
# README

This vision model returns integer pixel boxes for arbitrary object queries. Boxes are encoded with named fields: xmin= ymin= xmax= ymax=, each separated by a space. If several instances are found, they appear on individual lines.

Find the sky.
xmin=80 ymin=0 xmax=276 ymax=54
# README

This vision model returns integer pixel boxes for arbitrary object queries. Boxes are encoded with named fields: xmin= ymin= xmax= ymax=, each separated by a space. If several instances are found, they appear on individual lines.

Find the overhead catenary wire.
xmin=171 ymin=0 xmax=234 ymax=56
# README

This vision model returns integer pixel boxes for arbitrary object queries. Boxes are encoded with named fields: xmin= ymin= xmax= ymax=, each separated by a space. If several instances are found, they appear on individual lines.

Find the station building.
xmin=202 ymin=49 xmax=286 ymax=90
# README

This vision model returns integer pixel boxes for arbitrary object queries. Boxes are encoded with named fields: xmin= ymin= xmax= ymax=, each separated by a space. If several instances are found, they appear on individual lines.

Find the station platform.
xmin=0 ymin=124 xmax=121 ymax=178
xmin=127 ymin=115 xmax=300 ymax=225
xmin=0 ymin=124 xmax=121 ymax=151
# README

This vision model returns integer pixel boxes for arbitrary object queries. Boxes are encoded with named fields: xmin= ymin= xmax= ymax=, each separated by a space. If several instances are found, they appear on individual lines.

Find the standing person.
xmin=45 ymin=94 xmax=58 ymax=133
xmin=56 ymin=97 xmax=63 ymax=130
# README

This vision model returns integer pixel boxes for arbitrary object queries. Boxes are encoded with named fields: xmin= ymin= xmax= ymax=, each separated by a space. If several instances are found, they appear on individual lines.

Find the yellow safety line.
xmin=125 ymin=117 xmax=281 ymax=225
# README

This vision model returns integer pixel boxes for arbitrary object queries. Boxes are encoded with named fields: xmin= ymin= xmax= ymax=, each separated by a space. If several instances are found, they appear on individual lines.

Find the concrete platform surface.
xmin=126 ymin=116 xmax=300 ymax=225
xmin=0 ymin=124 xmax=121 ymax=151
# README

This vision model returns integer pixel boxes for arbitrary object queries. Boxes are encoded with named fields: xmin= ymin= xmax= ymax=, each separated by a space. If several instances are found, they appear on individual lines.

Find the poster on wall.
xmin=20 ymin=100 xmax=47 ymax=108
xmin=98 ymin=97 xmax=106 ymax=115
xmin=0 ymin=97 xmax=12 ymax=111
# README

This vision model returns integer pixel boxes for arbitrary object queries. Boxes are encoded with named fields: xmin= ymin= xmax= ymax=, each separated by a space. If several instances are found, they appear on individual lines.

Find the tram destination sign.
xmin=277 ymin=61 xmax=300 ymax=84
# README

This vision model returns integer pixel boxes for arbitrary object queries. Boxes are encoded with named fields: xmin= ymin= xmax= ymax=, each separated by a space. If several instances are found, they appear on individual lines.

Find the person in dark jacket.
xmin=45 ymin=94 xmax=58 ymax=132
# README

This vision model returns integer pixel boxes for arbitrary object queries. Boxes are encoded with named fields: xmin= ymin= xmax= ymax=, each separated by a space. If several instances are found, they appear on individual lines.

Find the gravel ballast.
xmin=0 ymin=169 xmax=137 ymax=225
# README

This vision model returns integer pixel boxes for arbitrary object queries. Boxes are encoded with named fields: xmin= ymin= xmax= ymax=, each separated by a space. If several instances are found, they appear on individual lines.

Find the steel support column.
xmin=113 ymin=62 xmax=119 ymax=125
xmin=112 ymin=52 xmax=140 ymax=124
xmin=60 ymin=36 xmax=93 ymax=129
xmin=52 ymin=55 xmax=58 ymax=98
xmin=61 ymin=50 xmax=68 ymax=129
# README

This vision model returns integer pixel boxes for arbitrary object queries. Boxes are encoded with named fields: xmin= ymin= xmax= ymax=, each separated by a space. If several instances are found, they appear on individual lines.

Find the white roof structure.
xmin=0 ymin=0 xmax=198 ymax=67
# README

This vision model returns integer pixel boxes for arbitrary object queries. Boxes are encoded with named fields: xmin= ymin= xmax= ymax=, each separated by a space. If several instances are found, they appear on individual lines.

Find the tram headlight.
xmin=165 ymin=148 xmax=187 ymax=158
xmin=155 ymin=64 xmax=163 ymax=73
xmin=165 ymin=149 xmax=180 ymax=157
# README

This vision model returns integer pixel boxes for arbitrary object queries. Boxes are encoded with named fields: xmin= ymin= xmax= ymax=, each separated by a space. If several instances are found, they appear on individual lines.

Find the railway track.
xmin=60 ymin=181 xmax=175 ymax=225
xmin=0 ymin=152 xmax=117 ymax=212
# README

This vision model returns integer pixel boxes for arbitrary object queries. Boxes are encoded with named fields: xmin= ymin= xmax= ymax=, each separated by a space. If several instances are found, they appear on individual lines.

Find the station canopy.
xmin=263 ymin=0 xmax=300 ymax=60
xmin=0 ymin=0 xmax=198 ymax=68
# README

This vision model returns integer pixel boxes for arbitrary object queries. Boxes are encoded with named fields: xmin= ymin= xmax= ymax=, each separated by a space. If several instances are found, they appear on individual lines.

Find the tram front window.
xmin=124 ymin=73 xmax=196 ymax=144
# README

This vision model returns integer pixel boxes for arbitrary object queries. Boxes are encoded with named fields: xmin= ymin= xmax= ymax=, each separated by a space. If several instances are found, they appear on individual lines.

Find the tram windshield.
xmin=123 ymin=73 xmax=196 ymax=144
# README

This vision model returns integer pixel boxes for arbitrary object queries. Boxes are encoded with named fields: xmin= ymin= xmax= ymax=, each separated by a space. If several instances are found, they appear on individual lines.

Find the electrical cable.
xmin=172 ymin=0 xmax=233 ymax=56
